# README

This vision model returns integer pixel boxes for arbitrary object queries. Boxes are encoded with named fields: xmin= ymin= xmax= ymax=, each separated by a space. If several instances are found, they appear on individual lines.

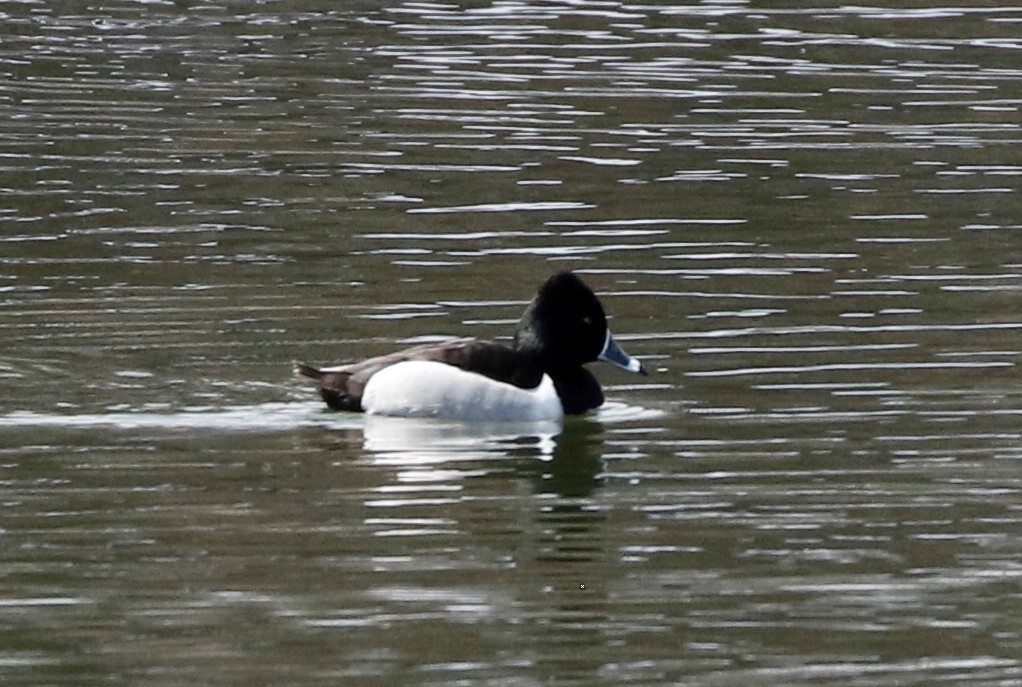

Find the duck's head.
xmin=514 ymin=272 xmax=647 ymax=375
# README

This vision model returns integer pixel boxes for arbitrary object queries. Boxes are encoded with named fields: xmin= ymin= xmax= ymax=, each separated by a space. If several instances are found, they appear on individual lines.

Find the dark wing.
xmin=296 ymin=339 xmax=543 ymax=412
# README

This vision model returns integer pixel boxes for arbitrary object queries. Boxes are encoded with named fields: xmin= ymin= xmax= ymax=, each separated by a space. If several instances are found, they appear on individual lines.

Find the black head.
xmin=514 ymin=272 xmax=623 ymax=370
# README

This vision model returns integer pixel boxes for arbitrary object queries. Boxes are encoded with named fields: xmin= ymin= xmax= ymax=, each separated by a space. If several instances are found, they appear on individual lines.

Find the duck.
xmin=295 ymin=271 xmax=647 ymax=421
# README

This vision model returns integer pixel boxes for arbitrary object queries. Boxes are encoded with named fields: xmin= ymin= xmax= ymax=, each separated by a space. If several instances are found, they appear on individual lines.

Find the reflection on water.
xmin=2 ymin=1 xmax=1021 ymax=685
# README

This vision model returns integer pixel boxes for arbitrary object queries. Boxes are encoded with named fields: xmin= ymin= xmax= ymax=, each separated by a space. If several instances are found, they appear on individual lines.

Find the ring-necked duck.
xmin=296 ymin=271 xmax=647 ymax=421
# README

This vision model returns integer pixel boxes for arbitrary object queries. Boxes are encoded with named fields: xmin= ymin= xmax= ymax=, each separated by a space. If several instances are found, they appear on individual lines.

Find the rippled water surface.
xmin=2 ymin=2 xmax=1021 ymax=685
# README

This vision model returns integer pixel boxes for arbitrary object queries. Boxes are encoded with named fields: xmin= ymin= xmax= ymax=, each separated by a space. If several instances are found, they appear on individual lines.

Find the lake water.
xmin=2 ymin=2 xmax=1021 ymax=685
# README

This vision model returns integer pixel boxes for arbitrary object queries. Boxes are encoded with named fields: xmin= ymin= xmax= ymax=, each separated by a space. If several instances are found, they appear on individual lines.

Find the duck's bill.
xmin=599 ymin=331 xmax=648 ymax=375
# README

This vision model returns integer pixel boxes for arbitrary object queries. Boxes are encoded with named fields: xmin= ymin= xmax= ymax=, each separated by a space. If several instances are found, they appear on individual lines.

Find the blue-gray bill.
xmin=598 ymin=331 xmax=647 ymax=375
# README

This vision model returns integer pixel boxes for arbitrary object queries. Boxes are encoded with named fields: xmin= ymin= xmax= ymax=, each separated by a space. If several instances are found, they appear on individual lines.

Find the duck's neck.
xmin=513 ymin=305 xmax=541 ymax=351
xmin=509 ymin=347 xmax=546 ymax=389
xmin=549 ymin=366 xmax=604 ymax=414
xmin=512 ymin=310 xmax=547 ymax=384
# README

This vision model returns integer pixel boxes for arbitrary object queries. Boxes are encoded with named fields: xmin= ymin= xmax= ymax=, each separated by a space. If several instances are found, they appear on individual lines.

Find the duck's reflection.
xmin=522 ymin=419 xmax=604 ymax=498
xmin=361 ymin=414 xmax=603 ymax=497
xmin=356 ymin=415 xmax=613 ymax=684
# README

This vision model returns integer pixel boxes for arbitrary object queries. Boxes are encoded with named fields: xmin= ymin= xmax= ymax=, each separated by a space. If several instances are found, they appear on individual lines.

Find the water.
xmin=2 ymin=1 xmax=1021 ymax=684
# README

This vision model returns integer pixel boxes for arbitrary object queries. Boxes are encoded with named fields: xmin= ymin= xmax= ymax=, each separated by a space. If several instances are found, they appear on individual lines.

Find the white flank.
xmin=361 ymin=360 xmax=563 ymax=422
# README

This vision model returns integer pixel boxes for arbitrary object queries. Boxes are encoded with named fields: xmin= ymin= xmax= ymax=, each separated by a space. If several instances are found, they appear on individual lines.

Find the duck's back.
xmin=296 ymin=339 xmax=543 ymax=412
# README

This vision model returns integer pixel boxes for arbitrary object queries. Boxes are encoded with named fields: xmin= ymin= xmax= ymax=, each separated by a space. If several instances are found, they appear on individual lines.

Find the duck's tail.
xmin=294 ymin=362 xmax=324 ymax=381
xmin=293 ymin=362 xmax=360 ymax=412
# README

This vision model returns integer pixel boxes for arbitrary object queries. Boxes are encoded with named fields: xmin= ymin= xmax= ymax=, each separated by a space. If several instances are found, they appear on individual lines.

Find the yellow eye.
xmin=582 ymin=316 xmax=593 ymax=326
